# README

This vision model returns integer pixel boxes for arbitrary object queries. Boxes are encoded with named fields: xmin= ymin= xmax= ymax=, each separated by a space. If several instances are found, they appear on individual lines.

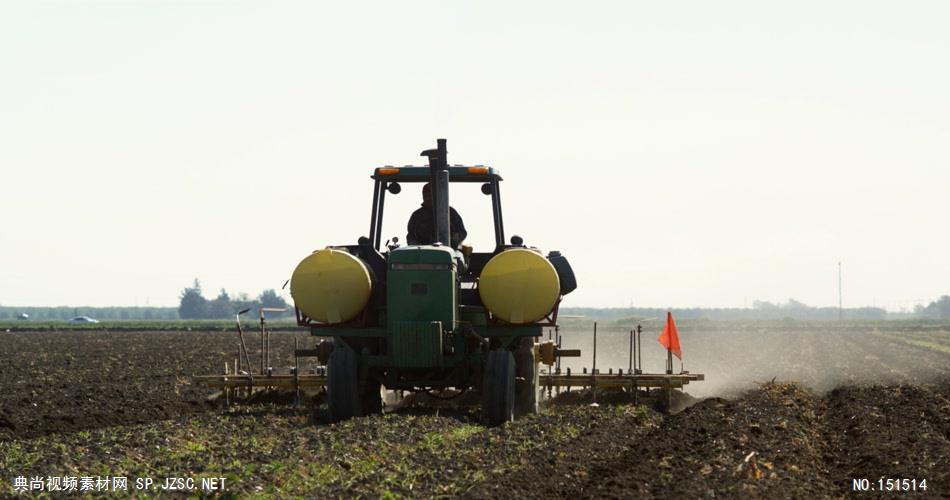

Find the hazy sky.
xmin=2 ymin=1 xmax=948 ymax=311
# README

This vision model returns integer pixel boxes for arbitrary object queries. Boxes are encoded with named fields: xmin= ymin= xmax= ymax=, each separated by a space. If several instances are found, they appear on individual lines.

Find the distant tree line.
xmin=177 ymin=279 xmax=291 ymax=320
xmin=4 ymin=294 xmax=948 ymax=322
xmin=563 ymin=298 xmax=897 ymax=322
xmin=0 ymin=280 xmax=293 ymax=321
xmin=0 ymin=306 xmax=179 ymax=321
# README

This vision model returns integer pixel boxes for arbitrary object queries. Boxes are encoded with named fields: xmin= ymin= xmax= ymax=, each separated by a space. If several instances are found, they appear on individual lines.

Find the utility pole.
xmin=838 ymin=261 xmax=843 ymax=321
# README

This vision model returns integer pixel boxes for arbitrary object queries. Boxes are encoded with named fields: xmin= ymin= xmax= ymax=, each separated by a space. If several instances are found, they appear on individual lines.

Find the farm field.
xmin=1 ymin=321 xmax=948 ymax=497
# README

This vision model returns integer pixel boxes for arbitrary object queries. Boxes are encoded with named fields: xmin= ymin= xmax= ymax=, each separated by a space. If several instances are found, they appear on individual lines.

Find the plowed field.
xmin=1 ymin=322 xmax=948 ymax=497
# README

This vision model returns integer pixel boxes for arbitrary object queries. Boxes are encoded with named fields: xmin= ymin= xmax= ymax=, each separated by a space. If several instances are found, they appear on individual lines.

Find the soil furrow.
xmin=577 ymin=383 xmax=836 ymax=498
xmin=2 ymin=324 xmax=949 ymax=497
xmin=821 ymin=383 xmax=950 ymax=497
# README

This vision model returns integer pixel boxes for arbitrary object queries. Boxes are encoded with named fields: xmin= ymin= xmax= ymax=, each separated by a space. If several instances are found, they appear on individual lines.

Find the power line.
xmin=838 ymin=261 xmax=842 ymax=321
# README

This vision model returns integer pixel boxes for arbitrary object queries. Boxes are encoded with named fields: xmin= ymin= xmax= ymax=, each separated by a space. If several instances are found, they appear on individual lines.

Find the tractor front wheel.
xmin=327 ymin=347 xmax=361 ymax=422
xmin=482 ymin=350 xmax=515 ymax=426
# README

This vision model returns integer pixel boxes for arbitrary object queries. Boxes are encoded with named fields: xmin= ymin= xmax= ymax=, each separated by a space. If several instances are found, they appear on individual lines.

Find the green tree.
xmin=178 ymin=279 xmax=208 ymax=319
xmin=922 ymin=295 xmax=950 ymax=319
xmin=784 ymin=299 xmax=808 ymax=309
xmin=206 ymin=289 xmax=235 ymax=319
xmin=259 ymin=289 xmax=289 ymax=310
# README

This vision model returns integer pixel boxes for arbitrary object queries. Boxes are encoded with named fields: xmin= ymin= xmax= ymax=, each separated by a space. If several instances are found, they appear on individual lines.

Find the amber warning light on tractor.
xmin=377 ymin=166 xmax=490 ymax=175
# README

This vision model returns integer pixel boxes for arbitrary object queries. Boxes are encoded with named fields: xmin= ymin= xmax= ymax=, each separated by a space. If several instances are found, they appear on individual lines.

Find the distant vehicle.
xmin=16 ymin=313 xmax=29 ymax=320
xmin=68 ymin=316 xmax=100 ymax=324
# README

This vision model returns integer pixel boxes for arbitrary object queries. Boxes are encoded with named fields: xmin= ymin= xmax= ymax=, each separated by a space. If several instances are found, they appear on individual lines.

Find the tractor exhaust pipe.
xmin=421 ymin=138 xmax=450 ymax=247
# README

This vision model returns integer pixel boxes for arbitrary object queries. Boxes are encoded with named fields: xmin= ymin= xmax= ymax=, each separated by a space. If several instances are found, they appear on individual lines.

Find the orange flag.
xmin=657 ymin=311 xmax=682 ymax=359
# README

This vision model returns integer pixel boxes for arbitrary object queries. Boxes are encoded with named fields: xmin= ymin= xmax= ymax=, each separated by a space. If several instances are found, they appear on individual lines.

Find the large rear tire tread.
xmin=482 ymin=350 xmax=515 ymax=426
xmin=328 ymin=347 xmax=361 ymax=422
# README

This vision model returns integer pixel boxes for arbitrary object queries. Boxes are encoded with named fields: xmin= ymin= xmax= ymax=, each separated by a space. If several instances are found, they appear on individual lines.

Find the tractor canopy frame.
xmin=368 ymin=166 xmax=506 ymax=251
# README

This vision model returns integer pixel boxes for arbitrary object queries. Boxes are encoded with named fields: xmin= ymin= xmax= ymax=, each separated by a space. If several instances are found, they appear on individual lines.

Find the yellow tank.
xmin=290 ymin=248 xmax=373 ymax=324
xmin=479 ymin=248 xmax=560 ymax=324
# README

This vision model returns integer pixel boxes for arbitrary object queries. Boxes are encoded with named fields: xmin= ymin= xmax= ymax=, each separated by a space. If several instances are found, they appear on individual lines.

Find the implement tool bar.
xmin=195 ymin=372 xmax=703 ymax=391
xmin=195 ymin=374 xmax=327 ymax=389
xmin=541 ymin=372 xmax=703 ymax=389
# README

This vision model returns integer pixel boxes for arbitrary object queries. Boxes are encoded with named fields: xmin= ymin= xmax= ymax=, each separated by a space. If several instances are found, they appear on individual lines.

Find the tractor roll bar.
xmin=368 ymin=139 xmax=506 ymax=251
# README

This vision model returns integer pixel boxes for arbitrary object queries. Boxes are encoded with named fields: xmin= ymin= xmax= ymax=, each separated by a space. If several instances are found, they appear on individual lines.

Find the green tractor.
xmin=290 ymin=139 xmax=576 ymax=425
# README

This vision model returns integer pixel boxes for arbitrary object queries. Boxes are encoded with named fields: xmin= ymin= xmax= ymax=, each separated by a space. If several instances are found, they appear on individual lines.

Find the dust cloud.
xmin=546 ymin=321 xmax=950 ymax=399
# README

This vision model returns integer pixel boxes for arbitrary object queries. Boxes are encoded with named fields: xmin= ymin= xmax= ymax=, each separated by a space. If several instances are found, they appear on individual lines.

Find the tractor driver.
xmin=407 ymin=183 xmax=467 ymax=249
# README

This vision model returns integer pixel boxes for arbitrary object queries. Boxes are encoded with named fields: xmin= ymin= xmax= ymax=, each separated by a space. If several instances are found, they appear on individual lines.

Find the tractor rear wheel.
xmin=514 ymin=337 xmax=539 ymax=416
xmin=328 ymin=347 xmax=361 ymax=422
xmin=482 ymin=350 xmax=515 ymax=426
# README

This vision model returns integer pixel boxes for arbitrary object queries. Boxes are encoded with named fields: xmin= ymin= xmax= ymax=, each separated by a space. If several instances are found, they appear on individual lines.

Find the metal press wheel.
xmin=361 ymin=379 xmax=383 ymax=416
xmin=514 ymin=337 xmax=539 ymax=417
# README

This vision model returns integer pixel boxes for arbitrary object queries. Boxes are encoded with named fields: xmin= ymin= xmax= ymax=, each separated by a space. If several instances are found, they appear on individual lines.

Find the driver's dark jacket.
xmin=407 ymin=204 xmax=467 ymax=249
